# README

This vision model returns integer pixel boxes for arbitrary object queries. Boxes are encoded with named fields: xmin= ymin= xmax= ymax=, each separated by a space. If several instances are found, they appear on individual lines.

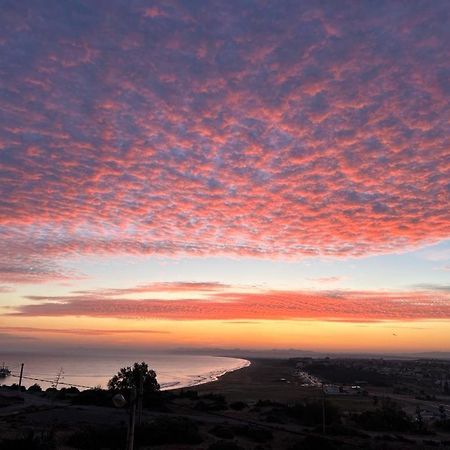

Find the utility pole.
xmin=322 ymin=382 xmax=326 ymax=434
xmin=137 ymin=373 xmax=144 ymax=426
xmin=53 ymin=368 xmax=64 ymax=389
xmin=126 ymin=387 xmax=137 ymax=450
xmin=18 ymin=363 xmax=24 ymax=389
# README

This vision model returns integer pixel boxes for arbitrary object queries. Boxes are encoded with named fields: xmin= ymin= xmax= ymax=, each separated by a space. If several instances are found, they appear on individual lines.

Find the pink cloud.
xmin=0 ymin=285 xmax=14 ymax=293
xmin=73 ymin=282 xmax=229 ymax=296
xmin=0 ymin=1 xmax=449 ymax=282
xmin=8 ymin=284 xmax=450 ymax=322
xmin=0 ymin=326 xmax=170 ymax=336
xmin=307 ymin=276 xmax=346 ymax=284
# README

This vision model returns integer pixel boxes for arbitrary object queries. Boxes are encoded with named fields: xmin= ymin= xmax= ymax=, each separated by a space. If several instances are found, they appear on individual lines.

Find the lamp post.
xmin=112 ymin=386 xmax=138 ymax=450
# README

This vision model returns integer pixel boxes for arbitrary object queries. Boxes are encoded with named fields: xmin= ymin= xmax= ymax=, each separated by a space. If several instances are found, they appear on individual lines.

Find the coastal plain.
xmin=1 ymin=357 xmax=450 ymax=449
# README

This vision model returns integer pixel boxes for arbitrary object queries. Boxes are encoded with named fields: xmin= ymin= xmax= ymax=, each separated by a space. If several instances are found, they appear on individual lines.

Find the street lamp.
xmin=112 ymin=389 xmax=136 ymax=450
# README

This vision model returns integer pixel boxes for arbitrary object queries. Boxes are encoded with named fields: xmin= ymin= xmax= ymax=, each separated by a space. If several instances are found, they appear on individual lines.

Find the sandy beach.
xmin=193 ymin=358 xmax=322 ymax=403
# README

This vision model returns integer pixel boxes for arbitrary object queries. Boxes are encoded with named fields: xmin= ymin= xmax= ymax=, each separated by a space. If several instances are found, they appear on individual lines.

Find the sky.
xmin=0 ymin=0 xmax=449 ymax=353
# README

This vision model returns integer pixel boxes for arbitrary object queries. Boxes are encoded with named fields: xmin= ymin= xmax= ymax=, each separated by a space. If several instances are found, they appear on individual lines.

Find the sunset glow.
xmin=1 ymin=0 xmax=449 ymax=353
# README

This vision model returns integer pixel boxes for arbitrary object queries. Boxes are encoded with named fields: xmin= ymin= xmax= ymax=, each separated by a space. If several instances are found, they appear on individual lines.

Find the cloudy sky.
xmin=1 ymin=0 xmax=449 ymax=352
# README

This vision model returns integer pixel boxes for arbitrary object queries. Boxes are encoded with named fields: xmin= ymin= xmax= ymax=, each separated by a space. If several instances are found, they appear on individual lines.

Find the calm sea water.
xmin=0 ymin=351 xmax=250 ymax=390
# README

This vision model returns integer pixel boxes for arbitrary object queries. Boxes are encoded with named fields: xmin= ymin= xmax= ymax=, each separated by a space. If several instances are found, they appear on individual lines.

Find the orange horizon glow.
xmin=2 ymin=316 xmax=450 ymax=353
xmin=1 ymin=282 xmax=449 ymax=353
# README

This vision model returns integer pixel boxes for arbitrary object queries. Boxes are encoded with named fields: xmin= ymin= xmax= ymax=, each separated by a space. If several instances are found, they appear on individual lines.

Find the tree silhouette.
xmin=108 ymin=361 xmax=160 ymax=394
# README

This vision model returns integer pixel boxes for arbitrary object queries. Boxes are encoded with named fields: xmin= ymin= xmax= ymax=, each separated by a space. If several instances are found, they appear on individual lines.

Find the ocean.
xmin=0 ymin=351 xmax=250 ymax=391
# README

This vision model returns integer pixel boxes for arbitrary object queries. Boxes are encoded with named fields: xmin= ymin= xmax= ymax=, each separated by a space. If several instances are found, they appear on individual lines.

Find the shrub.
xmin=136 ymin=417 xmax=203 ymax=445
xmin=229 ymin=401 xmax=247 ymax=411
xmin=203 ymin=393 xmax=226 ymax=402
xmin=313 ymin=423 xmax=368 ymax=437
xmin=1 ymin=431 xmax=56 ymax=450
xmin=71 ymin=388 xmax=113 ymax=406
xmin=6 ymin=383 xmax=26 ymax=392
xmin=232 ymin=425 xmax=273 ymax=443
xmin=63 ymin=386 xmax=80 ymax=394
xmin=195 ymin=395 xmax=228 ymax=411
xmin=56 ymin=386 xmax=80 ymax=399
xmin=287 ymin=400 xmax=341 ymax=426
xmin=288 ymin=435 xmax=340 ymax=450
xmin=209 ymin=425 xmax=235 ymax=439
xmin=435 ymin=418 xmax=450 ymax=431
xmin=353 ymin=399 xmax=414 ymax=432
xmin=255 ymin=399 xmax=282 ymax=408
xmin=178 ymin=389 xmax=199 ymax=399
xmin=208 ymin=440 xmax=244 ymax=450
xmin=27 ymin=383 xmax=42 ymax=393
xmin=263 ymin=412 xmax=285 ymax=424
xmin=66 ymin=426 xmax=125 ymax=450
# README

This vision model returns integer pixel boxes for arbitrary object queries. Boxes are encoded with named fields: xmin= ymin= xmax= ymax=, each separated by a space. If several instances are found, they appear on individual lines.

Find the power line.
xmin=9 ymin=373 xmax=94 ymax=390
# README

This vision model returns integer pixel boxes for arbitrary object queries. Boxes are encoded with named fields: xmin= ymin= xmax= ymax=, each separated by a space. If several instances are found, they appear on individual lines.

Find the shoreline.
xmin=0 ymin=355 xmax=252 ymax=392
xmin=162 ymin=357 xmax=251 ymax=391
xmin=188 ymin=357 xmax=323 ymax=403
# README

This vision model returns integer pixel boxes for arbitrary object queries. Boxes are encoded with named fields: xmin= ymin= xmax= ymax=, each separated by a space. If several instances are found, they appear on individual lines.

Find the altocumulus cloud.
xmin=0 ymin=0 xmax=449 ymax=282
xmin=8 ymin=283 xmax=450 ymax=322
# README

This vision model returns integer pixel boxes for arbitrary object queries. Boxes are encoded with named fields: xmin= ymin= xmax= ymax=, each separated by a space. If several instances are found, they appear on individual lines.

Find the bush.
xmin=27 ymin=383 xmax=42 ymax=393
xmin=229 ymin=401 xmax=247 ymax=411
xmin=203 ymin=393 xmax=227 ymax=402
xmin=66 ymin=426 xmax=125 ymax=450
xmin=353 ymin=399 xmax=414 ymax=432
xmin=178 ymin=389 xmax=199 ymax=399
xmin=232 ymin=425 xmax=273 ymax=443
xmin=209 ymin=425 xmax=235 ymax=439
xmin=56 ymin=386 xmax=80 ymax=399
xmin=313 ymin=423 xmax=368 ymax=437
xmin=136 ymin=417 xmax=203 ymax=446
xmin=71 ymin=388 xmax=113 ymax=406
xmin=263 ymin=412 xmax=285 ymax=424
xmin=288 ymin=435 xmax=340 ymax=450
xmin=63 ymin=386 xmax=80 ymax=394
xmin=6 ymin=383 xmax=26 ymax=392
xmin=435 ymin=418 xmax=450 ymax=431
xmin=1 ymin=431 xmax=56 ymax=450
xmin=255 ymin=399 xmax=282 ymax=408
xmin=287 ymin=400 xmax=341 ymax=426
xmin=208 ymin=440 xmax=244 ymax=450
xmin=422 ymin=439 xmax=440 ymax=447
xmin=195 ymin=394 xmax=228 ymax=411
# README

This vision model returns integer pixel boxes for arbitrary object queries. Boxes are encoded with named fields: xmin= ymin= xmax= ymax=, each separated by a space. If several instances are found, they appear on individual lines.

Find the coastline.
xmin=162 ymin=357 xmax=251 ymax=391
xmin=190 ymin=357 xmax=322 ymax=402
xmin=0 ymin=352 xmax=251 ymax=391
